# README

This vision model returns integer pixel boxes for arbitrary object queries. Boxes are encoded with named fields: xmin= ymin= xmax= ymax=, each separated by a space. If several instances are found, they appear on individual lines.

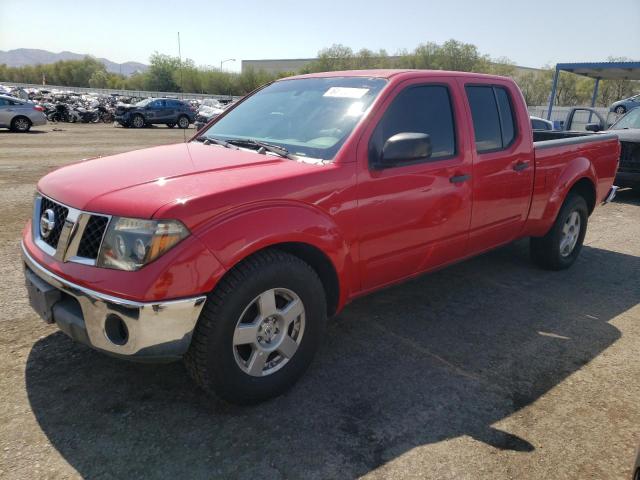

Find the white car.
xmin=0 ymin=94 xmax=47 ymax=132
xmin=530 ymin=115 xmax=554 ymax=131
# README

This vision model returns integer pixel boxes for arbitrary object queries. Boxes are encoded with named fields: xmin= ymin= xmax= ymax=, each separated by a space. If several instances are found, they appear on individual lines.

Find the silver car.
xmin=0 ymin=94 xmax=47 ymax=132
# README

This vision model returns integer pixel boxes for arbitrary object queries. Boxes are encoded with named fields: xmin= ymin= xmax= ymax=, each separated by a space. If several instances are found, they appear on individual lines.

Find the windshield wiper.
xmin=225 ymin=138 xmax=295 ymax=160
xmin=194 ymin=136 xmax=236 ymax=149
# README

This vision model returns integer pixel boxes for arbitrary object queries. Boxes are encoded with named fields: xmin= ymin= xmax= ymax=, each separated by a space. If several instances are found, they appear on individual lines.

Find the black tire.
xmin=615 ymin=105 xmax=626 ymax=115
xmin=177 ymin=115 xmax=190 ymax=129
xmin=131 ymin=114 xmax=145 ymax=128
xmin=166 ymin=122 xmax=176 ymax=128
xmin=530 ymin=193 xmax=588 ymax=270
xmin=10 ymin=116 xmax=32 ymax=132
xmin=185 ymin=249 xmax=327 ymax=405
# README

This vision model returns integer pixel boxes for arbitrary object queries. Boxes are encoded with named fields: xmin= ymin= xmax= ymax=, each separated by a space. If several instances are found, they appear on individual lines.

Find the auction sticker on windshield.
xmin=323 ymin=87 xmax=370 ymax=98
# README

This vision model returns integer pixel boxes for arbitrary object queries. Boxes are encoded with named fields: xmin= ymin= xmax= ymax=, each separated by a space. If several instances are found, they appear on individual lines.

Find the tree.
xmin=146 ymin=52 xmax=180 ymax=92
xmin=88 ymin=70 xmax=109 ymax=88
xmin=516 ymin=70 xmax=552 ymax=106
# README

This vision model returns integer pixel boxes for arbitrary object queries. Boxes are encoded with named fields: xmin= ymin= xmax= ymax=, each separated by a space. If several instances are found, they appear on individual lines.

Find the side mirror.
xmin=585 ymin=123 xmax=603 ymax=132
xmin=375 ymin=133 xmax=432 ymax=169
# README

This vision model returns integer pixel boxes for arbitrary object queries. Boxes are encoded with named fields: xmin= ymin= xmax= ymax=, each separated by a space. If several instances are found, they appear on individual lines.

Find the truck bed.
xmin=532 ymin=130 xmax=612 ymax=143
xmin=525 ymin=131 xmax=620 ymax=237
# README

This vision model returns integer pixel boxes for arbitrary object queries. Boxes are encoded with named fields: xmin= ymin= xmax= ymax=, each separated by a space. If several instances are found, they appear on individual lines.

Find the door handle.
xmin=513 ymin=161 xmax=530 ymax=172
xmin=450 ymin=174 xmax=471 ymax=184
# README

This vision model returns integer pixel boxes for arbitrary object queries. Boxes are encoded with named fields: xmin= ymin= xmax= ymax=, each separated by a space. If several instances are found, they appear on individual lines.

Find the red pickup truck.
xmin=22 ymin=70 xmax=619 ymax=404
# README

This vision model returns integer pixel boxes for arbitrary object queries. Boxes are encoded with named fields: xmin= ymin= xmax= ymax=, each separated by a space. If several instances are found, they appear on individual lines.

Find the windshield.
xmin=135 ymin=98 xmax=153 ymax=107
xmin=199 ymin=77 xmax=387 ymax=160
xmin=610 ymin=107 xmax=640 ymax=130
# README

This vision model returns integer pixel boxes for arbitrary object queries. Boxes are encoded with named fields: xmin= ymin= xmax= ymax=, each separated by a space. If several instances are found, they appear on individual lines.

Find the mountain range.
xmin=0 ymin=49 xmax=148 ymax=76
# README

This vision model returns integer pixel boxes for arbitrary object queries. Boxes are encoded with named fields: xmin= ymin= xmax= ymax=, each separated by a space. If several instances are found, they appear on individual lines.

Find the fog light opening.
xmin=104 ymin=314 xmax=129 ymax=346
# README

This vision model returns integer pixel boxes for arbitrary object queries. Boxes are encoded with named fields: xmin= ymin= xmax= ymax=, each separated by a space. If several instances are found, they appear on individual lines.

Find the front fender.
xmin=194 ymin=202 xmax=354 ymax=308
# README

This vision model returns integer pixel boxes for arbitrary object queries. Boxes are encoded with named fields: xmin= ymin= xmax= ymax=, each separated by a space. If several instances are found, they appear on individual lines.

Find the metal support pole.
xmin=588 ymin=78 xmax=600 ymax=123
xmin=547 ymin=66 xmax=560 ymax=120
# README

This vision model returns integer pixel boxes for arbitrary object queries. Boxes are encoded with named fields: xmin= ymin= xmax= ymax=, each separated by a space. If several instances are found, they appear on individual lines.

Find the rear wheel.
xmin=185 ymin=249 xmax=327 ymax=405
xmin=177 ymin=115 xmax=189 ymax=129
xmin=131 ymin=114 xmax=145 ymax=128
xmin=10 ymin=116 xmax=31 ymax=132
xmin=530 ymin=193 xmax=588 ymax=270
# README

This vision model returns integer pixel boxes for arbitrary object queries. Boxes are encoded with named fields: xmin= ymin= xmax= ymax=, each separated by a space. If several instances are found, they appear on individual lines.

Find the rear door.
xmin=462 ymin=82 xmax=534 ymax=254
xmin=356 ymin=78 xmax=473 ymax=291
xmin=0 ymin=98 xmax=13 ymax=127
xmin=164 ymin=100 xmax=178 ymax=122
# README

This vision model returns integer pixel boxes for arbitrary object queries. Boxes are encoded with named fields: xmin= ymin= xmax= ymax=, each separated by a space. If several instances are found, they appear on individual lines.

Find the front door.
xmin=356 ymin=79 xmax=473 ymax=292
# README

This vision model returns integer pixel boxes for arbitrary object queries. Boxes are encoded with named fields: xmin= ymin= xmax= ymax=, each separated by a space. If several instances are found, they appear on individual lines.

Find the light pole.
xmin=220 ymin=59 xmax=236 ymax=102
xmin=220 ymin=58 xmax=236 ymax=71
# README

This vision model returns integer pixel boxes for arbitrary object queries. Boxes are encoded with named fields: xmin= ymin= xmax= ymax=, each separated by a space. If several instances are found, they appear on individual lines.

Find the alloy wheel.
xmin=560 ymin=211 xmax=581 ymax=257
xmin=232 ymin=288 xmax=305 ymax=377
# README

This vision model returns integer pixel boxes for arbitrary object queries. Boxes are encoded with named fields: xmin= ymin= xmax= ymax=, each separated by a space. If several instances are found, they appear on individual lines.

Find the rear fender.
xmin=535 ymin=156 xmax=596 ymax=236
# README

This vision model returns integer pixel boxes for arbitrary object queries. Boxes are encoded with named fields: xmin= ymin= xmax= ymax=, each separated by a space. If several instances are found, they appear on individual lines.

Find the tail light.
xmin=34 ymin=105 xmax=44 ymax=112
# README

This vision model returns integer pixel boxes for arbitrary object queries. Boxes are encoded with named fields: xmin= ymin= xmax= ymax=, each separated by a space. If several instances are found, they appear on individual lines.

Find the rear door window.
xmin=465 ymin=85 xmax=517 ymax=152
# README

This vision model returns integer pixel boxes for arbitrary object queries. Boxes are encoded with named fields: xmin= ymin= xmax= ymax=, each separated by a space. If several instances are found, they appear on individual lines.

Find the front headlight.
xmin=97 ymin=217 xmax=189 ymax=271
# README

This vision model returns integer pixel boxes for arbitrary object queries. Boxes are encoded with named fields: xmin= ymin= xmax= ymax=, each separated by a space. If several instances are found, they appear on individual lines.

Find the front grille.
xmin=40 ymin=197 xmax=69 ymax=249
xmin=77 ymin=215 xmax=109 ymax=259
xmin=619 ymin=141 xmax=640 ymax=173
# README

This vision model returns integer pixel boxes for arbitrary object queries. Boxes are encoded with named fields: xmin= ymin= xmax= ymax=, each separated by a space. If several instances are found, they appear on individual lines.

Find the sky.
xmin=1 ymin=0 xmax=639 ymax=71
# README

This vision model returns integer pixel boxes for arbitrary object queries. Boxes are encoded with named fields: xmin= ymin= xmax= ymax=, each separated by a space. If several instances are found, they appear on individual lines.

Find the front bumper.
xmin=603 ymin=185 xmax=619 ymax=204
xmin=114 ymin=114 xmax=130 ymax=124
xmin=615 ymin=171 xmax=640 ymax=189
xmin=22 ymin=242 xmax=206 ymax=361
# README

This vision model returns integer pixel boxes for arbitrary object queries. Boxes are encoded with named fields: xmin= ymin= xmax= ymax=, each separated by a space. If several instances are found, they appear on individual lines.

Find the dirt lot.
xmin=1 ymin=122 xmax=639 ymax=479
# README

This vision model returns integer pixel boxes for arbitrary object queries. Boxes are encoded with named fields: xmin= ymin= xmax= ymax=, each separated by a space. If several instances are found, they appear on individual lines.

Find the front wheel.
xmin=530 ymin=193 xmax=588 ymax=270
xmin=131 ymin=114 xmax=145 ymax=128
xmin=615 ymin=105 xmax=626 ymax=115
xmin=185 ymin=249 xmax=327 ymax=405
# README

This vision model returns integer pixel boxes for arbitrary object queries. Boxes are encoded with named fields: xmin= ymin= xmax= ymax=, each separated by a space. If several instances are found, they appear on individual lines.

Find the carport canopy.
xmin=546 ymin=61 xmax=640 ymax=119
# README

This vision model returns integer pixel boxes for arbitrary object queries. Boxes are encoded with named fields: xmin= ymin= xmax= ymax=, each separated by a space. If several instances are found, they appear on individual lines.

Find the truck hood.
xmin=38 ymin=142 xmax=323 ymax=222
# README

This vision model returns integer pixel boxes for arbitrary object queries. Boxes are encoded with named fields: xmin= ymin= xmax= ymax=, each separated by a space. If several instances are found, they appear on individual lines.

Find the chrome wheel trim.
xmin=560 ymin=211 xmax=581 ymax=257
xmin=232 ymin=288 xmax=305 ymax=377
xmin=15 ymin=118 xmax=29 ymax=131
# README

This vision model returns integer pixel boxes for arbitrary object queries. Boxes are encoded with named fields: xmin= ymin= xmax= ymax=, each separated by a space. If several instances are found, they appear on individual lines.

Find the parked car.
xmin=0 ymin=94 xmax=47 ymax=132
xmin=114 ymin=97 xmax=195 ymax=128
xmin=22 ymin=70 xmax=619 ymax=405
xmin=580 ymin=106 xmax=640 ymax=189
xmin=530 ymin=116 xmax=554 ymax=131
xmin=610 ymin=94 xmax=640 ymax=115
xmin=195 ymin=100 xmax=225 ymax=131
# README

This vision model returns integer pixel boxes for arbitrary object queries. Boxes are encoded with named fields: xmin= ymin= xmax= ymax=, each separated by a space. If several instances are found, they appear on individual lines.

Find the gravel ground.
xmin=1 ymin=123 xmax=639 ymax=480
